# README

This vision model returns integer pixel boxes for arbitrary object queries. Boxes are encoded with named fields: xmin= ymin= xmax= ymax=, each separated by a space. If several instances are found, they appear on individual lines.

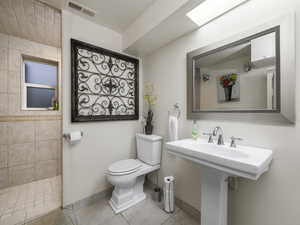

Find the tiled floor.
xmin=0 ymin=176 xmax=61 ymax=225
xmin=25 ymin=187 xmax=199 ymax=225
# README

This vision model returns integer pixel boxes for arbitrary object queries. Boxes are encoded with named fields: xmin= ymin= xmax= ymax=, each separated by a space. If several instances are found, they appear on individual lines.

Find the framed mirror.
xmin=187 ymin=13 xmax=295 ymax=123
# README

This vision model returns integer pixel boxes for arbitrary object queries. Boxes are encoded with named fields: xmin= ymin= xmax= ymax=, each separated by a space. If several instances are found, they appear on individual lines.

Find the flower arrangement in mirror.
xmin=219 ymin=73 xmax=238 ymax=101
xmin=144 ymin=83 xmax=157 ymax=135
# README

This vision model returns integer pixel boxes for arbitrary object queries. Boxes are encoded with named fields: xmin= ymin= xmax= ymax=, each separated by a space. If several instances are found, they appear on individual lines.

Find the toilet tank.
xmin=136 ymin=133 xmax=162 ymax=165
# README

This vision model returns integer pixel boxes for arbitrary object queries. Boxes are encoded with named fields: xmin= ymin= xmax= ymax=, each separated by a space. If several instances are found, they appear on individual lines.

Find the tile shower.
xmin=0 ymin=120 xmax=61 ymax=188
xmin=0 ymin=31 xmax=62 ymax=223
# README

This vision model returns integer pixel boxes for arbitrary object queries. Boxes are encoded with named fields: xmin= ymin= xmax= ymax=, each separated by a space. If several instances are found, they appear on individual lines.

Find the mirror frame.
xmin=187 ymin=13 xmax=295 ymax=123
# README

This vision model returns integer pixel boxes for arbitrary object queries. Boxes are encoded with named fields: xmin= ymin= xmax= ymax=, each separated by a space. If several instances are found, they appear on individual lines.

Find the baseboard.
xmin=145 ymin=179 xmax=201 ymax=221
xmin=174 ymin=197 xmax=201 ymax=221
xmin=64 ymin=187 xmax=113 ymax=211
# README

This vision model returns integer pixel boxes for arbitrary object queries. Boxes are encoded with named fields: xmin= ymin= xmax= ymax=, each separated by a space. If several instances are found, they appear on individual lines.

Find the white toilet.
xmin=106 ymin=133 xmax=162 ymax=213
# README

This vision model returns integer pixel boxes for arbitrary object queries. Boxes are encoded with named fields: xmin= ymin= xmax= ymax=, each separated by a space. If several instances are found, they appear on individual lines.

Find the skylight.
xmin=186 ymin=0 xmax=249 ymax=27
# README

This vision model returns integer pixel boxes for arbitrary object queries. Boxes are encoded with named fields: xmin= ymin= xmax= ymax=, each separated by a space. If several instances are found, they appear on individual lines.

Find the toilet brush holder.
xmin=152 ymin=187 xmax=162 ymax=202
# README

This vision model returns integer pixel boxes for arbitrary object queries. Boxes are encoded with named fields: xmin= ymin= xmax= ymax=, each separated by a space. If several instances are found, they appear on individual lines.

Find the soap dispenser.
xmin=191 ymin=120 xmax=199 ymax=140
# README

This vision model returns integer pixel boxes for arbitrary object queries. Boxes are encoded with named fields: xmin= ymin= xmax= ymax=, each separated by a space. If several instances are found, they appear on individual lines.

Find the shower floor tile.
xmin=0 ymin=176 xmax=61 ymax=225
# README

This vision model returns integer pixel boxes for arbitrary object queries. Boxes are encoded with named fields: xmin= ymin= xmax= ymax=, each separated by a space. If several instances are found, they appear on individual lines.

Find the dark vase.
xmin=224 ymin=86 xmax=233 ymax=101
xmin=145 ymin=123 xmax=153 ymax=135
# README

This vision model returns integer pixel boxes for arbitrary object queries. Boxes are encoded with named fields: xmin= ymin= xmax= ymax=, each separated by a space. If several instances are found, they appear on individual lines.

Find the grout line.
xmin=68 ymin=207 xmax=80 ymax=225
xmin=120 ymin=213 xmax=131 ymax=225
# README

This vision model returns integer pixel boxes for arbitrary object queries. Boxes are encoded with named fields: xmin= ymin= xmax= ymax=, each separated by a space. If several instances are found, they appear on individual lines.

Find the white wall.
xmin=143 ymin=1 xmax=300 ymax=225
xmin=62 ymin=11 xmax=142 ymax=206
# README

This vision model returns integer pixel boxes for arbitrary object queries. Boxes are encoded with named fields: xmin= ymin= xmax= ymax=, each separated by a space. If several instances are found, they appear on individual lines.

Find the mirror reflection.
xmin=193 ymin=30 xmax=279 ymax=111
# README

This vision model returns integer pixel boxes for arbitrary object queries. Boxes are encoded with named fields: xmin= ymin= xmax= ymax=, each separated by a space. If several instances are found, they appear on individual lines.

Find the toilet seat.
xmin=108 ymin=159 xmax=142 ymax=175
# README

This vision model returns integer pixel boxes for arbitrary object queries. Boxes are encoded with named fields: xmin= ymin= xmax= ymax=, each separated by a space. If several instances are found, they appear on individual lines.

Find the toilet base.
xmin=109 ymin=175 xmax=146 ymax=214
xmin=109 ymin=193 xmax=146 ymax=214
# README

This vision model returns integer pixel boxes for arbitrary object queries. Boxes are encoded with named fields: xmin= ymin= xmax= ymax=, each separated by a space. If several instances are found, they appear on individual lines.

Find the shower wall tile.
xmin=57 ymin=140 xmax=62 ymax=160
xmin=36 ymin=120 xmax=60 ymax=141
xmin=0 ymin=34 xmax=62 ymax=189
xmin=9 ymin=36 xmax=58 ymax=61
xmin=6 ymin=97 xmax=61 ymax=117
xmin=0 ymin=48 xmax=8 ymax=70
xmin=7 ymin=70 xmax=20 ymax=94
xmin=7 ymin=94 xmax=32 ymax=116
xmin=0 ymin=123 xmax=8 ymax=145
xmin=0 ymin=94 xmax=8 ymax=115
xmin=36 ymin=140 xmax=58 ymax=161
xmin=36 ymin=44 xmax=58 ymax=61
xmin=0 ymin=70 xmax=8 ymax=93
xmin=8 ymin=49 xmax=21 ymax=72
xmin=8 ymin=93 xmax=21 ymax=115
xmin=9 ymin=143 xmax=35 ymax=166
xmin=0 ymin=168 xmax=8 ymax=189
xmin=35 ymin=160 xmax=57 ymax=180
xmin=57 ymin=140 xmax=62 ymax=176
xmin=9 ymin=164 xmax=35 ymax=186
xmin=0 ymin=120 xmax=61 ymax=188
xmin=8 ymin=122 xmax=35 ymax=144
xmin=9 ymin=36 xmax=36 ymax=53
xmin=0 ymin=145 xmax=8 ymax=168
xmin=57 ymin=159 xmax=61 ymax=176
xmin=0 ymin=33 xmax=9 ymax=48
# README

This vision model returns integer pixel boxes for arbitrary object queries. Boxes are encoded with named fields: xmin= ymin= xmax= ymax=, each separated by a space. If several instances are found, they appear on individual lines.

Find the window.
xmin=22 ymin=57 xmax=58 ymax=110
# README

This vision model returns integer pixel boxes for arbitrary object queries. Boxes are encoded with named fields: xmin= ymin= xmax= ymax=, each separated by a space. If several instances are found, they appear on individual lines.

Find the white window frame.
xmin=22 ymin=56 xmax=58 ymax=111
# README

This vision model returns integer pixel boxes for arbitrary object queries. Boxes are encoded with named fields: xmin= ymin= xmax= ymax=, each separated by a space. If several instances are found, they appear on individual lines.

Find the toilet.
xmin=106 ymin=133 xmax=162 ymax=213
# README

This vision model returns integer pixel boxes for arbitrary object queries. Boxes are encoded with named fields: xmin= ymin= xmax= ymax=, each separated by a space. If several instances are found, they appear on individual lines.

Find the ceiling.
xmin=40 ymin=0 xmax=202 ymax=55
xmin=0 ymin=0 xmax=251 ymax=55
xmin=72 ymin=0 xmax=156 ymax=32
xmin=124 ymin=0 xmax=202 ymax=55
xmin=0 ymin=0 xmax=61 ymax=48
xmin=43 ymin=0 xmax=157 ymax=33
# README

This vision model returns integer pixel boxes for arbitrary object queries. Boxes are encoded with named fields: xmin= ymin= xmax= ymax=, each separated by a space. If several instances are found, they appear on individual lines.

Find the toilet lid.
xmin=108 ymin=159 xmax=141 ymax=174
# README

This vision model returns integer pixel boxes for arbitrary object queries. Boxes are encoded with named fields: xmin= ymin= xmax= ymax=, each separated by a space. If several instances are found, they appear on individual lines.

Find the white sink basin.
xmin=166 ymin=138 xmax=272 ymax=180
xmin=166 ymin=138 xmax=273 ymax=225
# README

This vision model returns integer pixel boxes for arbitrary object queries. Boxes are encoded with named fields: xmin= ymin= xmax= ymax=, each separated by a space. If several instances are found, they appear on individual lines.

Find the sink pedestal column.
xmin=200 ymin=166 xmax=229 ymax=225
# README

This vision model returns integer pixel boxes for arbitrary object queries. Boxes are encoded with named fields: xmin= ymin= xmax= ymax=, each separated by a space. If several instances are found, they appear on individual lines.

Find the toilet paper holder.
xmin=63 ymin=131 xmax=83 ymax=140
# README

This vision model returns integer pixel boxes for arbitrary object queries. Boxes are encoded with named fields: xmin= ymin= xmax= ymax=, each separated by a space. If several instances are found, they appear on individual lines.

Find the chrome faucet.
xmin=203 ymin=132 xmax=214 ymax=143
xmin=212 ymin=126 xmax=224 ymax=145
xmin=230 ymin=136 xmax=243 ymax=148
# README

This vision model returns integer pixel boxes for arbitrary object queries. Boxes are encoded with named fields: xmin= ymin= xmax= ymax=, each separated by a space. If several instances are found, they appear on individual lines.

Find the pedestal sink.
xmin=166 ymin=139 xmax=273 ymax=225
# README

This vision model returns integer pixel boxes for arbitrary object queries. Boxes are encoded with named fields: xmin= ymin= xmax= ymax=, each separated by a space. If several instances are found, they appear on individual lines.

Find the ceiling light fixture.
xmin=186 ymin=0 xmax=249 ymax=27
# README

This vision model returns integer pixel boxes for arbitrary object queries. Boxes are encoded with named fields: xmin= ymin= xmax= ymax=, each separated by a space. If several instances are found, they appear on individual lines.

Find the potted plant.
xmin=144 ymin=84 xmax=157 ymax=135
xmin=220 ymin=73 xmax=238 ymax=101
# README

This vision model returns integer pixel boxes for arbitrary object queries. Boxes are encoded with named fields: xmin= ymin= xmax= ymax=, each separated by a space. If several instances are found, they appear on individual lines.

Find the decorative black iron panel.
xmin=71 ymin=39 xmax=139 ymax=122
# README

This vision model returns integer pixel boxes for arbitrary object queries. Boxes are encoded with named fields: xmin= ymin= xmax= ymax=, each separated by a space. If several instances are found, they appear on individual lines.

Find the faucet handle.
xmin=203 ymin=132 xmax=214 ymax=143
xmin=230 ymin=136 xmax=243 ymax=148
